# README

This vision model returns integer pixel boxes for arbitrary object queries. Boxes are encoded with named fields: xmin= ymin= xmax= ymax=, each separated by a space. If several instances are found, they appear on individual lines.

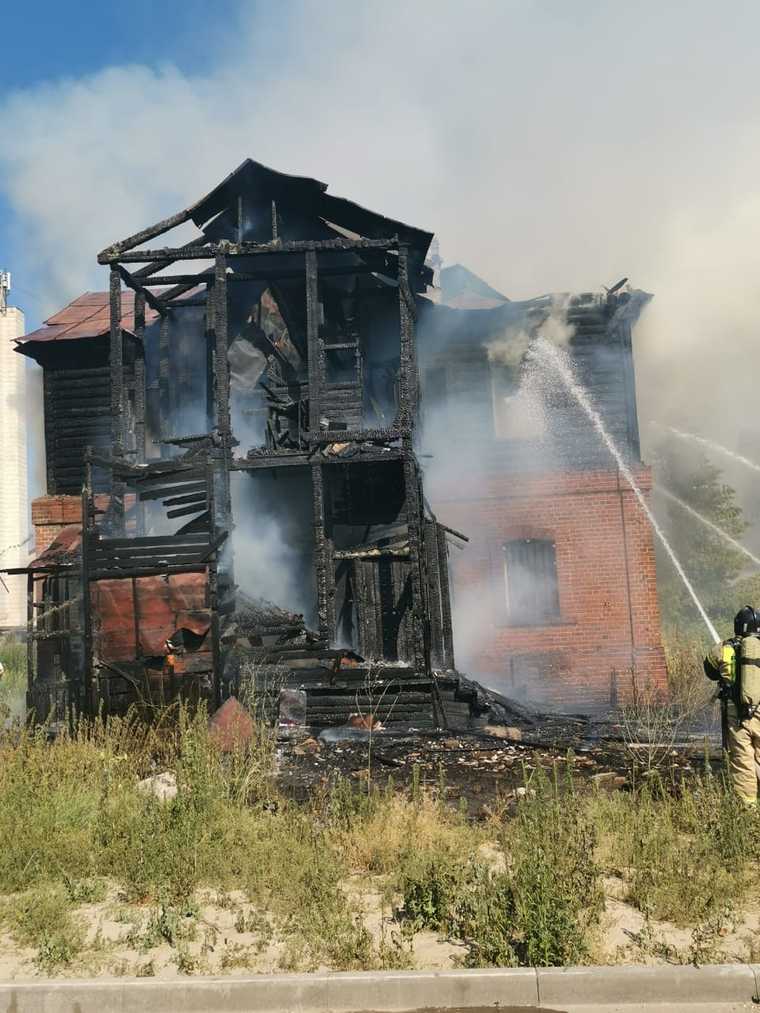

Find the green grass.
xmin=0 ymin=705 xmax=757 ymax=974
xmin=0 ymin=637 xmax=27 ymax=719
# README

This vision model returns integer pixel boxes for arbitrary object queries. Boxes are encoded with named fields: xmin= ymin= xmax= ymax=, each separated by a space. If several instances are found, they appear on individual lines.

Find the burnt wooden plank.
xmin=91 ymin=547 xmax=209 ymax=565
xmin=166 ymin=503 xmax=210 ymax=520
xmin=138 ymin=481 xmax=207 ymax=502
xmin=161 ymin=491 xmax=209 ymax=508
xmin=92 ymin=532 xmax=209 ymax=549
xmin=90 ymin=563 xmax=207 ymax=581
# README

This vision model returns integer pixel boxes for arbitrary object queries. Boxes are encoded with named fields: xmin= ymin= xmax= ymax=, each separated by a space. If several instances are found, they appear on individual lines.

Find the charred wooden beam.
xmin=424 ymin=521 xmax=444 ymax=669
xmin=309 ymin=427 xmax=401 ymax=444
xmin=397 ymin=243 xmax=417 ymax=428
xmin=311 ymin=462 xmax=334 ymax=641
xmin=437 ymin=522 xmax=469 ymax=543
xmin=161 ymin=296 xmax=206 ymax=308
xmin=401 ymin=442 xmax=427 ymax=673
xmin=104 ymin=236 xmax=400 ymax=264
xmin=90 ymin=551 xmax=210 ymax=570
xmin=133 ymin=292 xmax=147 ymax=473
xmin=305 ymin=249 xmax=321 ymax=432
xmin=115 ymin=265 xmax=166 ymax=317
xmin=81 ymin=457 xmax=94 ymax=716
xmin=90 ymin=540 xmax=210 ymax=561
xmin=138 ymin=480 xmax=207 ymax=502
xmin=206 ymin=459 xmax=223 ymax=708
xmin=158 ymin=313 xmax=170 ymax=450
xmin=334 ymin=548 xmax=410 ymax=560
xmin=166 ymin=502 xmax=210 ymax=520
xmin=135 ymin=460 xmax=207 ymax=481
xmin=149 ymin=260 xmax=396 ymax=288
xmin=436 ymin=523 xmax=455 ymax=669
xmin=98 ymin=206 xmax=194 ymax=263
xmin=91 ymin=532 xmax=209 ymax=550
xmin=214 ymin=251 xmax=232 ymax=440
xmin=109 ymin=267 xmax=125 ymax=457
xmin=90 ymin=563 xmax=207 ymax=581
xmin=161 ymin=490 xmax=209 ymax=508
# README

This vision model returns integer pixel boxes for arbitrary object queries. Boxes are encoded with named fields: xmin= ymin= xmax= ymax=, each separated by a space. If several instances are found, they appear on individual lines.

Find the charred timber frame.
xmin=98 ymin=237 xmax=400 ymax=265
xmin=90 ymin=213 xmax=453 ymax=713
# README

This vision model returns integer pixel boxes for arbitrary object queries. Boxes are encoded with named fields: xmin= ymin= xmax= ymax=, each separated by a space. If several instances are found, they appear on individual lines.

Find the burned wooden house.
xmin=15 ymin=159 xmax=477 ymax=728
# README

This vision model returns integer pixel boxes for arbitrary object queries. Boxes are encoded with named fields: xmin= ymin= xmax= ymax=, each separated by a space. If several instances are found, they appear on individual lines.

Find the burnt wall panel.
xmin=45 ymin=366 xmax=112 ymax=494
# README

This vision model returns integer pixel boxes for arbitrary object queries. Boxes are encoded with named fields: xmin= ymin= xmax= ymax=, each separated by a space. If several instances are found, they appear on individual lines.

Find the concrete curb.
xmin=0 ymin=963 xmax=758 ymax=1013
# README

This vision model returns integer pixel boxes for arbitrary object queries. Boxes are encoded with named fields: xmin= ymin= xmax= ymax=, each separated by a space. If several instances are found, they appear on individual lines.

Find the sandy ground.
xmin=0 ymin=875 xmax=758 ymax=982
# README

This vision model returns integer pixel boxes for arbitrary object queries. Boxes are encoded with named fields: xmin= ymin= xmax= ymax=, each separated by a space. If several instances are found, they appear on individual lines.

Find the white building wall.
xmin=0 ymin=307 xmax=29 ymax=629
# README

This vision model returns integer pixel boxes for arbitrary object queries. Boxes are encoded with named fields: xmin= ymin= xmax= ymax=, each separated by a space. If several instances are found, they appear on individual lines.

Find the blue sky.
xmin=0 ymin=0 xmax=276 ymax=324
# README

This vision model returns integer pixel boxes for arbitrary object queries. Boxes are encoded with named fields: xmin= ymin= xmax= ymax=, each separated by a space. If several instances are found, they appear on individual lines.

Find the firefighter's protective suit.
xmin=704 ymin=633 xmax=760 ymax=804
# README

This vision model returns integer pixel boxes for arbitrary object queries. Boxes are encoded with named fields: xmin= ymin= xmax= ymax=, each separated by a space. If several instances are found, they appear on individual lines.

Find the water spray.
xmin=531 ymin=338 xmax=720 ymax=644
xmin=656 ymin=486 xmax=760 ymax=569
xmin=652 ymin=423 xmax=760 ymax=476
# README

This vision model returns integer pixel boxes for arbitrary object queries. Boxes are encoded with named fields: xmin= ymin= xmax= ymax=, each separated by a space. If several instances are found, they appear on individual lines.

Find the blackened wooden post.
xmin=311 ymin=462 xmax=334 ymax=644
xmin=109 ymin=268 xmax=126 ymax=534
xmin=424 ymin=520 xmax=444 ymax=669
xmin=305 ymin=249 xmax=322 ymax=433
xmin=204 ymin=279 xmax=216 ymax=433
xmin=110 ymin=268 xmax=124 ymax=455
xmin=397 ymin=243 xmax=416 ymax=430
xmin=397 ymin=243 xmax=426 ymax=670
xmin=436 ymin=523 xmax=456 ymax=669
xmin=158 ymin=312 xmax=170 ymax=456
xmin=211 ymin=251 xmax=233 ymax=705
xmin=81 ymin=455 xmax=94 ymax=717
xmin=134 ymin=291 xmax=146 ymax=465
xmin=214 ymin=251 xmax=232 ymax=440
xmin=206 ymin=455 xmax=222 ymax=709
xmin=402 ymin=444 xmax=427 ymax=673
xmin=133 ymin=293 xmax=147 ymax=538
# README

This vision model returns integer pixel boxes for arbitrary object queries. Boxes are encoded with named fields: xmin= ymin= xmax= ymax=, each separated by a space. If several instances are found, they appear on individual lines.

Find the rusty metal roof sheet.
xmin=17 ymin=286 xmax=204 ymax=348
xmin=31 ymin=524 xmax=82 ymax=569
xmin=17 ymin=291 xmax=162 ymax=345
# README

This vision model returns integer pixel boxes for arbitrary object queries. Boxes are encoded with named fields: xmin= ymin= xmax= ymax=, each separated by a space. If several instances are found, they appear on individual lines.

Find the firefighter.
xmin=704 ymin=605 xmax=760 ymax=804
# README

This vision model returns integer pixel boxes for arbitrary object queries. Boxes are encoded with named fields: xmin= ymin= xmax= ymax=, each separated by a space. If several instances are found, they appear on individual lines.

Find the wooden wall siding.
xmin=44 ymin=367 xmax=113 ymax=494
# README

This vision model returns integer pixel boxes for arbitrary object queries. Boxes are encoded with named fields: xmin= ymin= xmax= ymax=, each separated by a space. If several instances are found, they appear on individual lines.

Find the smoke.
xmin=4 ymin=2 xmax=759 ymax=539
xmin=4 ymin=3 xmax=760 ymax=322
xmin=229 ymin=471 xmax=316 ymax=624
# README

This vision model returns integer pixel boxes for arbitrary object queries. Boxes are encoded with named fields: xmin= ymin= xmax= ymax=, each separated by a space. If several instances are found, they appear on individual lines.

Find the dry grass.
xmin=1 ymin=703 xmax=758 ymax=976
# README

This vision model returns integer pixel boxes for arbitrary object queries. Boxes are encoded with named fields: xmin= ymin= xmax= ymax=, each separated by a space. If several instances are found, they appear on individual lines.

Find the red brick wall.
xmin=31 ymin=495 xmax=110 ymax=557
xmin=433 ymin=467 xmax=666 ymax=711
xmin=32 ymin=495 xmax=84 ymax=556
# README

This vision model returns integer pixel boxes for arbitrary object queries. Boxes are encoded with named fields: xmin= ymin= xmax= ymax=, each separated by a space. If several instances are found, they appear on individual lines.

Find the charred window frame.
xmin=503 ymin=538 xmax=560 ymax=625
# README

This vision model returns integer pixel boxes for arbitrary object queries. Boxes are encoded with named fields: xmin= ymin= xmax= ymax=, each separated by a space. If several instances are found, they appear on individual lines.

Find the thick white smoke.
xmin=4 ymin=2 xmax=760 ymax=325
